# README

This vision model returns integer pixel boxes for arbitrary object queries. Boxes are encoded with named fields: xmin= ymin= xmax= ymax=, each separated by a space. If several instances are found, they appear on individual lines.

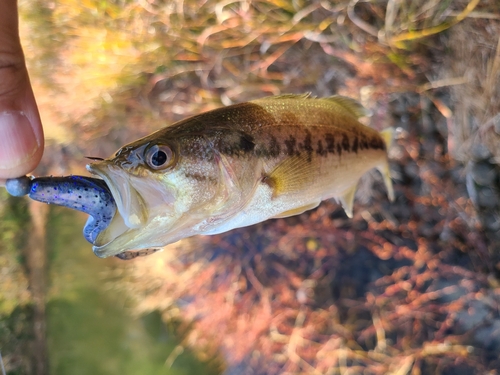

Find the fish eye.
xmin=145 ymin=144 xmax=174 ymax=170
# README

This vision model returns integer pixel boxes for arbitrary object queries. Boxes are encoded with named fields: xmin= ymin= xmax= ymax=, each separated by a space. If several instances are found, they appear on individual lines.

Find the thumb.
xmin=0 ymin=0 xmax=44 ymax=180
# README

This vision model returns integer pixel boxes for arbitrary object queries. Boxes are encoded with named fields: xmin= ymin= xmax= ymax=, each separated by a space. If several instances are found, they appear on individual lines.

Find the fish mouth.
xmin=86 ymin=161 xmax=177 ymax=258
xmin=86 ymin=162 xmax=149 ymax=252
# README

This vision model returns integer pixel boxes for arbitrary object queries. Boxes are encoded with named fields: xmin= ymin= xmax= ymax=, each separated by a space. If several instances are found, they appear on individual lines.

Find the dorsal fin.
xmin=259 ymin=93 xmax=312 ymax=100
xmin=323 ymin=95 xmax=371 ymax=119
xmin=256 ymin=93 xmax=370 ymax=119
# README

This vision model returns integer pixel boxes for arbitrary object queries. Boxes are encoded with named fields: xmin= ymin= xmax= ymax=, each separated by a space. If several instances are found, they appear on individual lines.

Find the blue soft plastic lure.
xmin=6 ymin=175 xmax=115 ymax=243
xmin=5 ymin=175 xmax=157 ymax=259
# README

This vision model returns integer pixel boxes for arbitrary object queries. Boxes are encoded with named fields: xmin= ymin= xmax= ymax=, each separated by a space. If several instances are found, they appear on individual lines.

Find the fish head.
xmin=87 ymin=135 xmax=197 ymax=257
xmin=86 ymin=129 xmax=242 ymax=257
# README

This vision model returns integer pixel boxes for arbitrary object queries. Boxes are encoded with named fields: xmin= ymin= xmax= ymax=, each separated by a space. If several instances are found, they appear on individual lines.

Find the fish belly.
xmin=201 ymin=149 xmax=386 ymax=235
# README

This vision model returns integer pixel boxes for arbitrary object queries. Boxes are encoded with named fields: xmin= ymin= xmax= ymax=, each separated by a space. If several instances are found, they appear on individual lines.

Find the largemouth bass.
xmin=82 ymin=94 xmax=394 ymax=258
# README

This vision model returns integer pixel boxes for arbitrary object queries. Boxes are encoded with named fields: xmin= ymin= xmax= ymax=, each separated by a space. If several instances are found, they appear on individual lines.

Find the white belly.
xmin=200 ymin=149 xmax=386 ymax=235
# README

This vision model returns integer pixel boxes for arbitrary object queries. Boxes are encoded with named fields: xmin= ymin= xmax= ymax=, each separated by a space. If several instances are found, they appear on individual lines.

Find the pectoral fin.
xmin=263 ymin=154 xmax=313 ymax=198
xmin=272 ymin=201 xmax=320 ymax=219
xmin=339 ymin=185 xmax=357 ymax=218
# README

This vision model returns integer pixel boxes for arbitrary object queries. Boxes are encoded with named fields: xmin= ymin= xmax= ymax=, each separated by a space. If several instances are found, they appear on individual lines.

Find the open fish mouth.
xmin=5 ymin=175 xmax=152 ymax=260
xmin=86 ymin=163 xmax=148 ymax=230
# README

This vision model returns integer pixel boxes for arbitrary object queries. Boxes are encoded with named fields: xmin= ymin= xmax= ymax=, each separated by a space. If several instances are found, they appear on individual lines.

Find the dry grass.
xmin=23 ymin=0 xmax=469 ymax=152
xmin=446 ymin=14 xmax=500 ymax=164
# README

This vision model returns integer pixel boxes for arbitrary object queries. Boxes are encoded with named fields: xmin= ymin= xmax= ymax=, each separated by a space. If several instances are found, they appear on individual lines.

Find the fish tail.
xmin=378 ymin=128 xmax=395 ymax=202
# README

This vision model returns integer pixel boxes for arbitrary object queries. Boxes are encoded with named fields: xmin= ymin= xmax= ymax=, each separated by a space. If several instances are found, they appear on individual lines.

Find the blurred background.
xmin=1 ymin=0 xmax=500 ymax=373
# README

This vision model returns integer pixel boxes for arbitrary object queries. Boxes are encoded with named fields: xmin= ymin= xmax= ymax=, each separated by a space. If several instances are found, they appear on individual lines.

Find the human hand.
xmin=0 ymin=0 xmax=44 ymax=184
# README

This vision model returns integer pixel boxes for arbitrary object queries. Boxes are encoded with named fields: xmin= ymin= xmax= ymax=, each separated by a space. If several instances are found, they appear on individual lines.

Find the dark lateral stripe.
xmin=316 ymin=140 xmax=326 ymax=156
xmin=321 ymin=133 xmax=385 ymax=156
xmin=341 ymin=134 xmax=350 ymax=152
xmin=369 ymin=136 xmax=386 ymax=150
xmin=303 ymin=130 xmax=313 ymax=160
xmin=284 ymin=135 xmax=298 ymax=156
xmin=239 ymin=135 xmax=255 ymax=152
xmin=268 ymin=136 xmax=281 ymax=157
xmin=352 ymin=136 xmax=359 ymax=153
xmin=325 ymin=133 xmax=335 ymax=153
xmin=228 ymin=132 xmax=386 ymax=159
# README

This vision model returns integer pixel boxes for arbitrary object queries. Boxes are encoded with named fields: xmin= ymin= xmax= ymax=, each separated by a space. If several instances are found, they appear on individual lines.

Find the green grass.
xmin=46 ymin=207 xmax=221 ymax=375
xmin=0 ymin=192 xmax=33 ymax=375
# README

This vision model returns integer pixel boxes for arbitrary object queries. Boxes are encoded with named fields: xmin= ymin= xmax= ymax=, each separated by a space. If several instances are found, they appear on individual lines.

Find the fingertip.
xmin=0 ymin=110 xmax=44 ymax=179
